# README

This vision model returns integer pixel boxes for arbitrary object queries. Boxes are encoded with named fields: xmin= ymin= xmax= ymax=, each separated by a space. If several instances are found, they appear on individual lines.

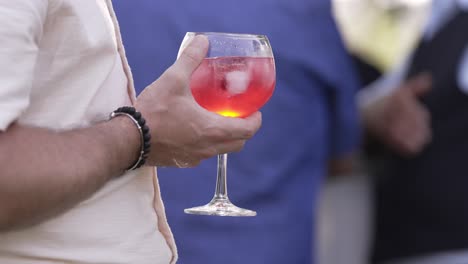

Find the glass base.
xmin=184 ymin=198 xmax=256 ymax=217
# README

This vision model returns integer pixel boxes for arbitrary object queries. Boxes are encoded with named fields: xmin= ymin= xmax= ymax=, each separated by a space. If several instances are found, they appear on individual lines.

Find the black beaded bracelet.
xmin=110 ymin=106 xmax=151 ymax=171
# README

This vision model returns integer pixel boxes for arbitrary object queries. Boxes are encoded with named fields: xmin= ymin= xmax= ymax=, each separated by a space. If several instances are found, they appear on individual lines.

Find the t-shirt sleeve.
xmin=0 ymin=1 xmax=47 ymax=131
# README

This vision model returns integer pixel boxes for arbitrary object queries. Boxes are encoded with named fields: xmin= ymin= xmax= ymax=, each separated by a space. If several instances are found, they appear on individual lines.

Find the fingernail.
xmin=190 ymin=35 xmax=209 ymax=48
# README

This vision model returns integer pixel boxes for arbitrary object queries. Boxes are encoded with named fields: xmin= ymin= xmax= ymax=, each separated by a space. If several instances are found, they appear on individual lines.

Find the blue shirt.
xmin=114 ymin=1 xmax=360 ymax=263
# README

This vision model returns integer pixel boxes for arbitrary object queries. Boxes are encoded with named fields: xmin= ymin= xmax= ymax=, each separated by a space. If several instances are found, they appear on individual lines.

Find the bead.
xmin=111 ymin=106 xmax=151 ymax=171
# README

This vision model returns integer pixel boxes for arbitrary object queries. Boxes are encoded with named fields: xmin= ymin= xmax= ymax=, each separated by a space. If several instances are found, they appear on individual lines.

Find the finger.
xmin=396 ymin=117 xmax=431 ymax=155
xmin=408 ymin=103 xmax=432 ymax=144
xmin=172 ymin=35 xmax=209 ymax=80
xmin=417 ymin=111 xmax=432 ymax=146
xmin=387 ymin=116 xmax=420 ymax=155
xmin=217 ymin=111 xmax=263 ymax=140
xmin=172 ymin=158 xmax=200 ymax=168
xmin=404 ymin=133 xmax=429 ymax=155
xmin=406 ymin=72 xmax=432 ymax=97
xmin=214 ymin=140 xmax=247 ymax=154
xmin=393 ymin=131 xmax=423 ymax=156
xmin=390 ymin=121 xmax=412 ymax=151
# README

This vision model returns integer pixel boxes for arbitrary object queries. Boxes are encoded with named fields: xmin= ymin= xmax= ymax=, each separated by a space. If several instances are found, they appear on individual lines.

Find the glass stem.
xmin=213 ymin=153 xmax=229 ymax=200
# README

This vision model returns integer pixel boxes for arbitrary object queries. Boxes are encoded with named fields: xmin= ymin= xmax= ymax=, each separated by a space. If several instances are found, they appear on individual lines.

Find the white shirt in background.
xmin=357 ymin=0 xmax=468 ymax=109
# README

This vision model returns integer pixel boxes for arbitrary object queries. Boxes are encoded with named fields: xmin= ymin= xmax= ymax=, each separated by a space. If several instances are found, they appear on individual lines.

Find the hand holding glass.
xmin=178 ymin=32 xmax=275 ymax=217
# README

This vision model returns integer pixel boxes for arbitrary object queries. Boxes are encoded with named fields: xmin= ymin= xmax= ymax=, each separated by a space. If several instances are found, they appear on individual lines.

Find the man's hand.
xmin=0 ymin=36 xmax=261 ymax=230
xmin=136 ymin=35 xmax=262 ymax=167
xmin=362 ymin=73 xmax=432 ymax=156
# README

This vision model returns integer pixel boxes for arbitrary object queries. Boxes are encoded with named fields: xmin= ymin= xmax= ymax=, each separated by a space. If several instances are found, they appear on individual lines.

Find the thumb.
xmin=407 ymin=73 xmax=432 ymax=97
xmin=172 ymin=35 xmax=209 ymax=80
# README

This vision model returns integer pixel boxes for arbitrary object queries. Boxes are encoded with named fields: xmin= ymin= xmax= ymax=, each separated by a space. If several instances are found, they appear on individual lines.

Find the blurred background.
xmin=114 ymin=0 xmax=445 ymax=263
xmin=317 ymin=1 xmax=430 ymax=264
xmin=334 ymin=0 xmax=430 ymax=71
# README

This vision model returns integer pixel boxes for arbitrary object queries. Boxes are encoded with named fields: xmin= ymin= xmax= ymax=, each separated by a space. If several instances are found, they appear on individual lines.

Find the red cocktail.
xmin=180 ymin=32 xmax=275 ymax=217
xmin=190 ymin=56 xmax=275 ymax=117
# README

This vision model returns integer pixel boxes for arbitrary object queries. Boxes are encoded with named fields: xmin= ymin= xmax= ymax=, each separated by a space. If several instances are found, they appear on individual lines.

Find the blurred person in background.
xmin=114 ymin=0 xmax=361 ymax=263
xmin=361 ymin=0 xmax=468 ymax=263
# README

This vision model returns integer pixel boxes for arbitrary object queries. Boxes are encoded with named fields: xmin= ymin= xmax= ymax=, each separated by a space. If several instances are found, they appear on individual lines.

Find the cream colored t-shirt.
xmin=0 ymin=1 xmax=177 ymax=263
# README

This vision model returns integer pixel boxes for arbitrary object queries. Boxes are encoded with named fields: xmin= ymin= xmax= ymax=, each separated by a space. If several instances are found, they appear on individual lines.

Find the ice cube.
xmin=225 ymin=71 xmax=250 ymax=95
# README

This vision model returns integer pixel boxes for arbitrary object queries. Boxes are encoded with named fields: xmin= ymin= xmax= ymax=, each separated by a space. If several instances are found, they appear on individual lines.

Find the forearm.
xmin=0 ymin=117 xmax=140 ymax=231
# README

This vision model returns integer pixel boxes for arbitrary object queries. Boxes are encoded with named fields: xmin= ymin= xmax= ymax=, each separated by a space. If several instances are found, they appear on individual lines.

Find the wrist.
xmin=109 ymin=107 xmax=151 ymax=171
